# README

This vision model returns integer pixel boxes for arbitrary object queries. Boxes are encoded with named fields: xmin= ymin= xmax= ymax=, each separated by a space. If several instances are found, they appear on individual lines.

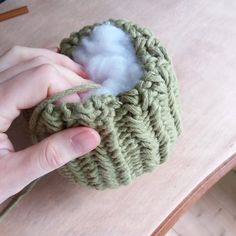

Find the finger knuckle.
xmin=61 ymin=54 xmax=72 ymax=62
xmin=59 ymin=54 xmax=76 ymax=66
xmin=33 ymin=56 xmax=51 ymax=65
xmin=34 ymin=64 xmax=58 ymax=83
xmin=40 ymin=141 xmax=65 ymax=171
xmin=35 ymin=63 xmax=56 ymax=75
xmin=10 ymin=45 xmax=22 ymax=53
xmin=6 ymin=45 xmax=22 ymax=57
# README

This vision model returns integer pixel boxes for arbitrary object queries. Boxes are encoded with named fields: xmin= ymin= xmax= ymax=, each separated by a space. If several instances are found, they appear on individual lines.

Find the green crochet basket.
xmin=29 ymin=19 xmax=181 ymax=190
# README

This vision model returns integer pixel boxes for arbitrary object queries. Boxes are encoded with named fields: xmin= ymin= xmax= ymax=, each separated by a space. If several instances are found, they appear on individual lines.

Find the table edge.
xmin=151 ymin=153 xmax=236 ymax=236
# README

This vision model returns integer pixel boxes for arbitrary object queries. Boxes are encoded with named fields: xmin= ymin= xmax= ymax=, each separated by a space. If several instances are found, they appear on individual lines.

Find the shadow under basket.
xmin=29 ymin=19 xmax=181 ymax=190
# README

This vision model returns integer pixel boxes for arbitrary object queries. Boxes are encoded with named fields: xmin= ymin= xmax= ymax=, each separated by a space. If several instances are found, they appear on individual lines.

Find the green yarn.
xmin=0 ymin=19 xmax=181 ymax=223
xmin=30 ymin=19 xmax=181 ymax=190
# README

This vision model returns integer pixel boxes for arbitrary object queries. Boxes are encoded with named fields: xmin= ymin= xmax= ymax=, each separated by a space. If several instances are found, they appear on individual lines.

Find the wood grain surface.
xmin=167 ymin=171 xmax=236 ymax=236
xmin=0 ymin=0 xmax=236 ymax=235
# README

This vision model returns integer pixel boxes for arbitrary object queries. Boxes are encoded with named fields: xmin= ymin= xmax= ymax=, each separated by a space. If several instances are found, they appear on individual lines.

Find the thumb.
xmin=6 ymin=127 xmax=100 ymax=190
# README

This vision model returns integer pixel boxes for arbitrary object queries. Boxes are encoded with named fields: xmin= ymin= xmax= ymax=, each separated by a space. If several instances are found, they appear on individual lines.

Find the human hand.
xmin=0 ymin=46 xmax=100 ymax=204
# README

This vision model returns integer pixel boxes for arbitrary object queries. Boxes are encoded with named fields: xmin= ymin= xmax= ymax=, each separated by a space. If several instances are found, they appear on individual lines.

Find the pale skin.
xmin=0 ymin=46 xmax=101 ymax=204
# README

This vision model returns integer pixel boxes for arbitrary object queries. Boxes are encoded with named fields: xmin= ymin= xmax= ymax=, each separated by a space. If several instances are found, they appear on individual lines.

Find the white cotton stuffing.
xmin=72 ymin=21 xmax=143 ymax=101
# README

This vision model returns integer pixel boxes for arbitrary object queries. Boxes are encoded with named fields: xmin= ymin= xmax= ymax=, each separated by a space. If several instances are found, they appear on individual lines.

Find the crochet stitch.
xmin=30 ymin=19 xmax=181 ymax=190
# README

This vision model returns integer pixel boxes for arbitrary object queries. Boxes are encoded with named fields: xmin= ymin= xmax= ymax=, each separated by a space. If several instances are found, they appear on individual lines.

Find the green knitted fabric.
xmin=29 ymin=19 xmax=181 ymax=190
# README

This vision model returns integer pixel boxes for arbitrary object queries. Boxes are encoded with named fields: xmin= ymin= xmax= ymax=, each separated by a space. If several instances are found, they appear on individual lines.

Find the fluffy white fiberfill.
xmin=72 ymin=21 xmax=143 ymax=101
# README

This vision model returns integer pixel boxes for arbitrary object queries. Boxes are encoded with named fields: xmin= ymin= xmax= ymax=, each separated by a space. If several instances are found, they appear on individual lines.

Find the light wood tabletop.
xmin=0 ymin=0 xmax=236 ymax=235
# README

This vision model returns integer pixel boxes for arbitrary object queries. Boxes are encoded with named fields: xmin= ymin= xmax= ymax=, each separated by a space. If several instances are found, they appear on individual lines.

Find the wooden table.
xmin=1 ymin=0 xmax=236 ymax=235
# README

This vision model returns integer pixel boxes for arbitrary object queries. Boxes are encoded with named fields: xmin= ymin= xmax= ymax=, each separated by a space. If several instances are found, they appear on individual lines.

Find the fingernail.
xmin=71 ymin=129 xmax=99 ymax=156
xmin=76 ymin=65 xmax=89 ymax=79
xmin=80 ymin=70 xmax=89 ymax=79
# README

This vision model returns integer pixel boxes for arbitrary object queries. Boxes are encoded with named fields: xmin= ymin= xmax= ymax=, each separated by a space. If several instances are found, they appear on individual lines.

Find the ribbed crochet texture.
xmin=30 ymin=19 xmax=181 ymax=190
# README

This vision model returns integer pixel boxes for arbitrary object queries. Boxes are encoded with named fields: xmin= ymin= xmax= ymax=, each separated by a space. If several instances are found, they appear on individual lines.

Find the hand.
xmin=0 ymin=46 xmax=100 ymax=204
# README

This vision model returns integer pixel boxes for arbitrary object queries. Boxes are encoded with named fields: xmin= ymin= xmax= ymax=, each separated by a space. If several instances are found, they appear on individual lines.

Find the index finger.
xmin=0 ymin=64 xmax=89 ymax=132
xmin=0 ymin=45 xmax=86 ymax=77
